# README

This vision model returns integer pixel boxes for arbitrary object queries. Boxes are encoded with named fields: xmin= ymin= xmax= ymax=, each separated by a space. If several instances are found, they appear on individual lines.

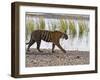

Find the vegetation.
xmin=26 ymin=20 xmax=34 ymax=40
xmin=78 ymin=21 xmax=85 ymax=38
xmin=77 ymin=16 xmax=89 ymax=39
xmin=69 ymin=20 xmax=77 ymax=38
xmin=60 ymin=19 xmax=68 ymax=33
xmin=26 ymin=15 xmax=89 ymax=41
xmin=39 ymin=16 xmax=45 ymax=30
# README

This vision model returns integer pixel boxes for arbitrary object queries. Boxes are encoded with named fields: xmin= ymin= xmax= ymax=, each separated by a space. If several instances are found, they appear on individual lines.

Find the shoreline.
xmin=26 ymin=48 xmax=89 ymax=67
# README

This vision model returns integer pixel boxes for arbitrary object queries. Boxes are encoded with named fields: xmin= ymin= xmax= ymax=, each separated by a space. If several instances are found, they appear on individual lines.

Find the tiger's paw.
xmin=63 ymin=50 xmax=66 ymax=53
xmin=52 ymin=51 xmax=55 ymax=53
xmin=38 ymin=49 xmax=43 ymax=53
xmin=39 ymin=51 xmax=43 ymax=52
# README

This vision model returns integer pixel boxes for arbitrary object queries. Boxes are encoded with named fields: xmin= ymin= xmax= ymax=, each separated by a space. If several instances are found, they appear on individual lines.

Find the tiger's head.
xmin=62 ymin=33 xmax=68 ymax=40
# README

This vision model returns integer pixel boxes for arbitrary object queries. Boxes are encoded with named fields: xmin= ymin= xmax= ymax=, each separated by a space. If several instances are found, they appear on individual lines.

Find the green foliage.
xmin=36 ymin=21 xmax=40 ymax=30
xmin=78 ymin=20 xmax=89 ymax=38
xmin=60 ymin=19 xmax=68 ymax=33
xmin=69 ymin=20 xmax=77 ymax=38
xmin=39 ymin=16 xmax=45 ymax=30
xmin=26 ymin=21 xmax=34 ymax=32
xmin=26 ymin=20 xmax=34 ymax=40
xmin=25 ymin=15 xmax=89 ymax=41
xmin=78 ymin=21 xmax=85 ymax=38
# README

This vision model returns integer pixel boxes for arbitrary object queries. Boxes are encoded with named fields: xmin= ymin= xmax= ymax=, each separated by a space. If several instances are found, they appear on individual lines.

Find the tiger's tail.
xmin=26 ymin=35 xmax=32 ymax=45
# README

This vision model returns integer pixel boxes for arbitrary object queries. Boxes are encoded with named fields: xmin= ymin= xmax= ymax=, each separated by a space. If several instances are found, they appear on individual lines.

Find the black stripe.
xmin=48 ymin=32 xmax=51 ymax=41
xmin=45 ymin=31 xmax=49 ymax=41
xmin=42 ymin=31 xmax=45 ymax=40
xmin=41 ymin=31 xmax=51 ymax=42
xmin=43 ymin=31 xmax=46 ymax=40
xmin=41 ymin=31 xmax=44 ymax=39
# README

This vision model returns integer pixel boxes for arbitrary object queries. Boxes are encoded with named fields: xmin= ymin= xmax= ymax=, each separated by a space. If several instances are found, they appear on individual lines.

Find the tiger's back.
xmin=31 ymin=30 xmax=63 ymax=42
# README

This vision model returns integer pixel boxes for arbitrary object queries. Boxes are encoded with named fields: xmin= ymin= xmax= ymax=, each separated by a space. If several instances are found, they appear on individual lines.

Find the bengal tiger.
xmin=26 ymin=30 xmax=68 ymax=53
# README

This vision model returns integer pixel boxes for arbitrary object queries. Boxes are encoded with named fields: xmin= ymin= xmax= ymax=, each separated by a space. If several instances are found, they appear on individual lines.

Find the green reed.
xmin=39 ymin=16 xmax=45 ymax=30
xmin=59 ymin=19 xmax=68 ymax=33
xmin=26 ymin=20 xmax=34 ymax=40
xmin=78 ymin=20 xmax=89 ymax=38
xmin=69 ymin=20 xmax=77 ymax=38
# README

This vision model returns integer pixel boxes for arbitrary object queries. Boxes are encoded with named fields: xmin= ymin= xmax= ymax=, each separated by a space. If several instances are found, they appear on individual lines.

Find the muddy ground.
xmin=26 ymin=48 xmax=89 ymax=67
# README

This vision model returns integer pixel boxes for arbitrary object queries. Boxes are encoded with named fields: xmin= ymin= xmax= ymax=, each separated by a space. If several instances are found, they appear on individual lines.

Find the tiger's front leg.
xmin=52 ymin=43 xmax=55 ymax=53
xmin=37 ymin=41 xmax=43 ymax=52
xmin=56 ymin=43 xmax=66 ymax=53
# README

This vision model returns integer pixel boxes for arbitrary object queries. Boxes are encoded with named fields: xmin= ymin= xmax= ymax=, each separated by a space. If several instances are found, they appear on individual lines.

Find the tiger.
xmin=26 ymin=30 xmax=68 ymax=53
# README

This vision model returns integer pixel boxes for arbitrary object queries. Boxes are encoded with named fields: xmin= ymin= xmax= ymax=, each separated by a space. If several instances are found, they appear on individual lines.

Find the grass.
xmin=26 ymin=15 xmax=89 ymax=40
xmin=26 ymin=20 xmax=34 ymax=40
xmin=60 ymin=19 xmax=68 ymax=33
xmin=69 ymin=20 xmax=77 ymax=38
xmin=78 ymin=20 xmax=89 ymax=38
xmin=39 ymin=16 xmax=45 ymax=30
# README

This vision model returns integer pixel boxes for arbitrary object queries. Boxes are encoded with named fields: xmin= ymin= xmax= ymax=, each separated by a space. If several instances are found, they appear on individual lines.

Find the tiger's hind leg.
xmin=27 ymin=40 xmax=35 ymax=51
xmin=37 ymin=41 xmax=43 ymax=52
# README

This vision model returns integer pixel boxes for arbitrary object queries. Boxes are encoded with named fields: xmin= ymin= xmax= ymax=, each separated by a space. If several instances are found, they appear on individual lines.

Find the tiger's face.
xmin=63 ymin=34 xmax=68 ymax=40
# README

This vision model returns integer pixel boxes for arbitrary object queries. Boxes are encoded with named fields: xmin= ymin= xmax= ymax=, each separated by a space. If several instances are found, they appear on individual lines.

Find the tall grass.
xmin=26 ymin=15 xmax=89 ymax=41
xmin=26 ymin=20 xmax=34 ymax=40
xmin=39 ymin=16 xmax=45 ymax=30
xmin=60 ymin=19 xmax=68 ymax=33
xmin=78 ymin=20 xmax=89 ymax=38
xmin=78 ymin=21 xmax=85 ymax=38
xmin=69 ymin=20 xmax=77 ymax=38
